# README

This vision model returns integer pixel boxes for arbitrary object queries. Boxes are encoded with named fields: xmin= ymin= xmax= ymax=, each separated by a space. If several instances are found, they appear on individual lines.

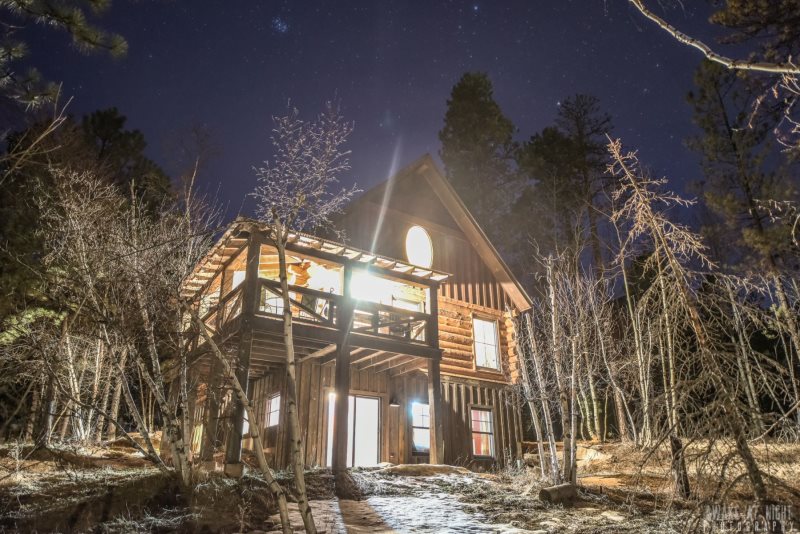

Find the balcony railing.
xmin=199 ymin=284 xmax=244 ymax=336
xmin=352 ymin=301 xmax=427 ymax=343
xmin=255 ymin=278 xmax=434 ymax=347
xmin=257 ymin=279 xmax=340 ymax=327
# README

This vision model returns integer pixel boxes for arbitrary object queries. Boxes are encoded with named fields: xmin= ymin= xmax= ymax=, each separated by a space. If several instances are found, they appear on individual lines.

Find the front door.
xmin=326 ymin=393 xmax=380 ymax=467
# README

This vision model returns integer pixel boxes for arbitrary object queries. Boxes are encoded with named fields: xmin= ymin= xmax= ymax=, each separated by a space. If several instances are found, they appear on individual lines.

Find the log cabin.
xmin=180 ymin=154 xmax=532 ymax=477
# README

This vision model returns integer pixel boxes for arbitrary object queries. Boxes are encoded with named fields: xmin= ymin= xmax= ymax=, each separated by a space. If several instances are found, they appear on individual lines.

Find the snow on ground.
xmin=267 ymin=468 xmax=683 ymax=534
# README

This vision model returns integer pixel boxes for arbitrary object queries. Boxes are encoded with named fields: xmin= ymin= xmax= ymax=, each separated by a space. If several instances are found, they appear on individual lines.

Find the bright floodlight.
xmin=405 ymin=225 xmax=433 ymax=268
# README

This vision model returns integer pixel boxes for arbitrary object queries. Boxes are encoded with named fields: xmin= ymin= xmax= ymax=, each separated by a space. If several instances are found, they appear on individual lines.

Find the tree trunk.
xmin=106 ymin=351 xmax=128 ymax=440
xmin=509 ymin=315 xmax=546 ymax=479
xmin=192 ymin=308 xmax=292 ymax=534
xmin=670 ymin=435 xmax=691 ymax=499
xmin=274 ymin=222 xmax=316 ymax=534
xmin=524 ymin=313 xmax=561 ymax=483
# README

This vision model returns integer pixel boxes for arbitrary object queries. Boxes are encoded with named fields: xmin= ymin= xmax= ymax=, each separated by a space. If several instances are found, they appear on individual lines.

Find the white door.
xmin=326 ymin=393 xmax=380 ymax=467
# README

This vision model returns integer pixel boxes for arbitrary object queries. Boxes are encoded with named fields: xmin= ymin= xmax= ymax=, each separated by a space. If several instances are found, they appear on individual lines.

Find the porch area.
xmin=180 ymin=220 xmax=450 ymax=475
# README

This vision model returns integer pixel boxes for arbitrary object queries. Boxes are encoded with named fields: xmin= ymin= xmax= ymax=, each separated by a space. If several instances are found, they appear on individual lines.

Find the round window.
xmin=405 ymin=225 xmax=433 ymax=268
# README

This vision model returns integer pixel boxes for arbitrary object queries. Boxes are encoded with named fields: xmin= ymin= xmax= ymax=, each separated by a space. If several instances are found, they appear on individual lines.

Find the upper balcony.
xmin=182 ymin=219 xmax=450 ymax=368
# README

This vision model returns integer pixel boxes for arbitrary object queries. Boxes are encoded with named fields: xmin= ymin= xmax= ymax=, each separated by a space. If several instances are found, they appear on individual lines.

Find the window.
xmin=405 ymin=225 xmax=433 ymax=268
xmin=411 ymin=402 xmax=430 ymax=454
xmin=470 ymin=408 xmax=495 ymax=457
xmin=473 ymin=318 xmax=500 ymax=369
xmin=242 ymin=413 xmax=249 ymax=436
xmin=266 ymin=394 xmax=281 ymax=427
xmin=231 ymin=270 xmax=246 ymax=289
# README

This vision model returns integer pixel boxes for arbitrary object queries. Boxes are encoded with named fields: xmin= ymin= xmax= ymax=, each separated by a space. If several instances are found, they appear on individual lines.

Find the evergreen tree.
xmin=686 ymin=60 xmax=798 ymax=270
xmin=514 ymin=95 xmax=612 ymax=275
xmin=439 ymin=72 xmax=516 ymax=236
xmin=709 ymin=1 xmax=800 ymax=62
xmin=1 ymin=0 xmax=127 ymax=108
xmin=0 ymin=108 xmax=171 ymax=321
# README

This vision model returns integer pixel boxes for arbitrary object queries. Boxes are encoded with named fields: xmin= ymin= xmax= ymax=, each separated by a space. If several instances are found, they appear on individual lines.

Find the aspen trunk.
xmin=274 ymin=222 xmax=317 ymax=534
xmin=524 ymin=313 xmax=561 ymax=483
xmin=192 ymin=308 xmax=292 ymax=534
xmin=106 ymin=351 xmax=128 ymax=440
xmin=509 ymin=315 xmax=547 ymax=479
xmin=546 ymin=258 xmax=573 ymax=484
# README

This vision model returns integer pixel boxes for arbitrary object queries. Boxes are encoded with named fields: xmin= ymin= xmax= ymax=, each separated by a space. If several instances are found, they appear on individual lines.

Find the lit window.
xmin=470 ymin=408 xmax=494 ymax=457
xmin=411 ymin=402 xmax=430 ymax=454
xmin=350 ymin=270 xmax=426 ymax=310
xmin=231 ymin=270 xmax=246 ymax=289
xmin=266 ymin=394 xmax=281 ymax=427
xmin=473 ymin=318 xmax=500 ymax=369
xmin=405 ymin=226 xmax=433 ymax=268
xmin=242 ymin=413 xmax=249 ymax=436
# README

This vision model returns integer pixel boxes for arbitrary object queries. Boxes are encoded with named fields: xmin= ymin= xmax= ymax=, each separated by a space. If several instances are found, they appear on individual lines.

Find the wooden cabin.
xmin=181 ymin=154 xmax=532 ymax=476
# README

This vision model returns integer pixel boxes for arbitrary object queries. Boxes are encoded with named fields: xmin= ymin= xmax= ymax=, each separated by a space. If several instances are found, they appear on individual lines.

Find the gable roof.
xmin=349 ymin=154 xmax=532 ymax=311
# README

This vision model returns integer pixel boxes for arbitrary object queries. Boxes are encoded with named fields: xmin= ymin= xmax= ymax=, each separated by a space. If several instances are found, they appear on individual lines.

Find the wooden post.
xmin=200 ymin=359 xmax=222 ymax=469
xmin=332 ymin=266 xmax=354 ymax=481
xmin=332 ymin=341 xmax=351 ymax=473
xmin=428 ymin=357 xmax=444 ymax=464
xmin=224 ymin=230 xmax=263 ymax=477
xmin=426 ymin=283 xmax=439 ymax=348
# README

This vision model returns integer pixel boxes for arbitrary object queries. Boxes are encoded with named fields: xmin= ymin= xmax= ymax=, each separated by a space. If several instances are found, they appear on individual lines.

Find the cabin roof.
xmin=182 ymin=217 xmax=451 ymax=298
xmin=345 ymin=154 xmax=533 ymax=311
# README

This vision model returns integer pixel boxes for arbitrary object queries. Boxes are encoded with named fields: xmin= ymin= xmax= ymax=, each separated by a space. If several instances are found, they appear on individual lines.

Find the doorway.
xmin=326 ymin=393 xmax=381 ymax=467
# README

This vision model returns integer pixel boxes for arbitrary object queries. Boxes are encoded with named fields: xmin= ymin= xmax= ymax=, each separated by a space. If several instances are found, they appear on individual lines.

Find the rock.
xmin=575 ymin=445 xmax=609 ymax=462
xmin=538 ymin=483 xmax=578 ymax=505
xmin=377 ymin=464 xmax=471 ymax=477
xmin=523 ymin=453 xmax=540 ymax=467
xmin=601 ymin=510 xmax=625 ymax=522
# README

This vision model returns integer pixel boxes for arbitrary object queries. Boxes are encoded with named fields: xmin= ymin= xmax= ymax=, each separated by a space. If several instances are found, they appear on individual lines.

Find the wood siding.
xmin=340 ymin=200 xmax=513 ymax=312
xmin=236 ymin=362 xmax=522 ymax=469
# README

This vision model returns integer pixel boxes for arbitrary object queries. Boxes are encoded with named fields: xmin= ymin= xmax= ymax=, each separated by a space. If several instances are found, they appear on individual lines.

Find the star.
xmin=271 ymin=17 xmax=289 ymax=34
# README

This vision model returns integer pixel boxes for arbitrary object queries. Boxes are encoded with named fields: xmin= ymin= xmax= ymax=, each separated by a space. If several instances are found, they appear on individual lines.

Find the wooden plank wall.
xmin=243 ymin=362 xmax=522 ymax=469
xmin=440 ymin=378 xmax=524 ymax=468
xmin=340 ymin=202 xmax=513 ymax=312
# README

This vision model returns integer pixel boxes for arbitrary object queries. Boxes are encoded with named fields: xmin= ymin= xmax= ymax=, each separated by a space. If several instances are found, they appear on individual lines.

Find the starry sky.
xmin=29 ymin=0 xmax=729 ymax=218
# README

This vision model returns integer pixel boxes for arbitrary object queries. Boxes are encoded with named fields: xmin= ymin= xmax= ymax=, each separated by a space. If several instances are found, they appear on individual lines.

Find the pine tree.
xmin=1 ymin=0 xmax=127 ymax=108
xmin=439 ymin=72 xmax=516 ymax=236
xmin=687 ymin=59 xmax=800 ymax=393
xmin=514 ymin=95 xmax=612 ymax=275
xmin=686 ymin=60 xmax=797 ymax=269
xmin=709 ymin=1 xmax=800 ymax=62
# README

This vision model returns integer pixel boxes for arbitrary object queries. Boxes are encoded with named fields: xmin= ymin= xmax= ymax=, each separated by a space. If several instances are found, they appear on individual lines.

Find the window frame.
xmin=410 ymin=401 xmax=431 ymax=455
xmin=469 ymin=406 xmax=496 ymax=458
xmin=266 ymin=393 xmax=281 ymax=428
xmin=472 ymin=316 xmax=501 ymax=371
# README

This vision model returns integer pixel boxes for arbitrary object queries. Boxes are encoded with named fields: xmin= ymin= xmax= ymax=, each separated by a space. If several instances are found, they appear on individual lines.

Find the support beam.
xmin=331 ymin=340 xmax=351 ymax=476
xmin=428 ymin=357 xmax=444 ymax=464
xmin=332 ymin=266 xmax=354 ymax=494
xmin=297 ymin=343 xmax=337 ymax=363
xmin=352 ymin=350 xmax=386 ymax=366
xmin=390 ymin=359 xmax=427 ymax=377
xmin=373 ymin=354 xmax=416 ymax=374
xmin=200 ymin=359 xmax=222 ymax=469
xmin=224 ymin=231 xmax=263 ymax=477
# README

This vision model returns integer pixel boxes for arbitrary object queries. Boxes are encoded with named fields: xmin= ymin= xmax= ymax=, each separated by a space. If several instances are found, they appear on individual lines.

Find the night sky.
xmin=30 ymin=1 xmax=727 ymax=219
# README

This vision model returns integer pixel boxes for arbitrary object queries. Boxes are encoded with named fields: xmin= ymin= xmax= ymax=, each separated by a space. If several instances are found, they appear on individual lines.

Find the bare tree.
xmin=251 ymin=100 xmax=358 ymax=533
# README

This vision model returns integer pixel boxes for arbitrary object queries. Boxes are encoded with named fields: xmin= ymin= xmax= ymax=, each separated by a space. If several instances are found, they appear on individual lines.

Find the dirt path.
xmin=267 ymin=469 xmax=681 ymax=534
xmin=276 ymin=493 xmax=533 ymax=533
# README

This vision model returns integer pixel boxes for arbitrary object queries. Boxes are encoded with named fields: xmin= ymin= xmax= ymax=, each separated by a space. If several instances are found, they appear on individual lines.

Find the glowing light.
xmin=370 ymin=137 xmax=403 ymax=254
xmin=350 ymin=270 xmax=391 ymax=303
xmin=405 ymin=225 xmax=433 ymax=268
